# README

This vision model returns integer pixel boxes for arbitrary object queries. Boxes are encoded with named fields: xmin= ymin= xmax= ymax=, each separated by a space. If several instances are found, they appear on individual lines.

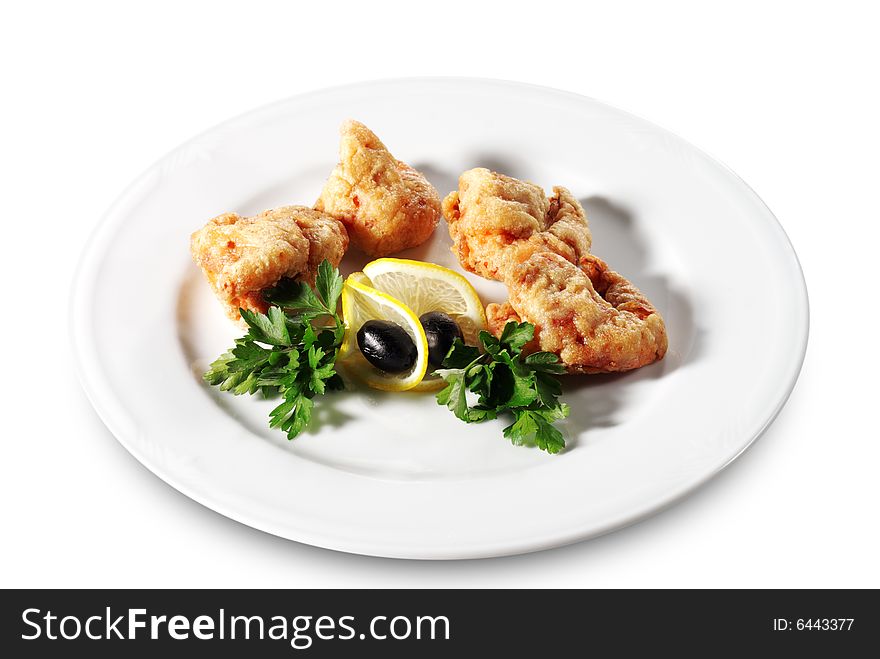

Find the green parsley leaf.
xmin=535 ymin=372 xmax=562 ymax=407
xmin=435 ymin=321 xmax=569 ymax=454
xmin=524 ymin=351 xmax=567 ymax=374
xmin=263 ymin=278 xmax=325 ymax=316
xmin=502 ymin=408 xmax=540 ymax=445
xmin=205 ymin=260 xmax=346 ymax=441
xmin=503 ymin=408 xmax=567 ymax=454
xmin=240 ymin=307 xmax=291 ymax=346
xmin=204 ymin=349 xmax=260 ymax=394
xmin=498 ymin=321 xmax=534 ymax=353
xmin=435 ymin=369 xmax=470 ymax=422
xmin=543 ymin=402 xmax=571 ymax=422
xmin=467 ymin=363 xmax=493 ymax=393
xmin=507 ymin=371 xmax=538 ymax=408
xmin=442 ymin=338 xmax=482 ymax=368
xmin=315 ymin=259 xmax=344 ymax=312
xmin=269 ymin=393 xmax=314 ymax=440
xmin=229 ymin=338 xmax=272 ymax=370
xmin=301 ymin=323 xmax=318 ymax=349
xmin=307 ymin=345 xmax=325 ymax=369
xmin=466 ymin=406 xmax=497 ymax=422
xmin=309 ymin=362 xmax=336 ymax=396
xmin=479 ymin=331 xmax=502 ymax=357
xmin=532 ymin=416 xmax=566 ymax=454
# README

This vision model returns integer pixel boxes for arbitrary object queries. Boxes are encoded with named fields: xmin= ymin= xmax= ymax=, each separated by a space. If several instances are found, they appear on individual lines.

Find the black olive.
xmin=419 ymin=311 xmax=464 ymax=367
xmin=356 ymin=320 xmax=418 ymax=373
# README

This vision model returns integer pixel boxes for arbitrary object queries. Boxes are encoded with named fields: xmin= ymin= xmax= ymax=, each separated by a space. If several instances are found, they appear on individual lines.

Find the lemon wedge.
xmin=338 ymin=274 xmax=429 ymax=392
xmin=361 ymin=258 xmax=487 ymax=392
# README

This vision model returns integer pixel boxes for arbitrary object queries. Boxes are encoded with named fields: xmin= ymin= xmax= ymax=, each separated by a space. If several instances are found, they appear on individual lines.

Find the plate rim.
xmin=69 ymin=77 xmax=810 ymax=559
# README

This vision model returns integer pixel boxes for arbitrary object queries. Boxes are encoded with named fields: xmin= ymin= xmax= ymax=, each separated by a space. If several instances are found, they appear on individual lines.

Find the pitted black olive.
xmin=356 ymin=320 xmax=418 ymax=373
xmin=419 ymin=311 xmax=464 ymax=367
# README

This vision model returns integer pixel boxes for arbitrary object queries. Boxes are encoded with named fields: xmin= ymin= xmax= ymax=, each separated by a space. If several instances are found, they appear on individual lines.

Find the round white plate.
xmin=71 ymin=79 xmax=808 ymax=559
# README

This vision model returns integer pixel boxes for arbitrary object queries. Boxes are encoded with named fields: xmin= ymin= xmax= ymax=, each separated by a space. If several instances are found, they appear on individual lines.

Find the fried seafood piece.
xmin=442 ymin=168 xmax=667 ymax=373
xmin=191 ymin=205 xmax=348 ymax=320
xmin=442 ymin=167 xmax=591 ymax=281
xmin=315 ymin=120 xmax=441 ymax=256
xmin=487 ymin=253 xmax=667 ymax=373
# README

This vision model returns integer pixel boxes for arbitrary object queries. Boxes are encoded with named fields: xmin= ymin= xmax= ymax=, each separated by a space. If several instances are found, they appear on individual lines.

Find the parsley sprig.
xmin=435 ymin=322 xmax=570 ymax=454
xmin=204 ymin=260 xmax=345 ymax=440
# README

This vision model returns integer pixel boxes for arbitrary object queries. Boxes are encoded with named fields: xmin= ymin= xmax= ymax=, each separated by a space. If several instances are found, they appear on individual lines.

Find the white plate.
xmin=71 ymin=79 xmax=808 ymax=559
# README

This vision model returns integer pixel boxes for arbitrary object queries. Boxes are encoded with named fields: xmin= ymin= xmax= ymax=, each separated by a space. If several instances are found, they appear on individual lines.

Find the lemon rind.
xmin=362 ymin=258 xmax=488 ymax=330
xmin=339 ymin=277 xmax=429 ymax=392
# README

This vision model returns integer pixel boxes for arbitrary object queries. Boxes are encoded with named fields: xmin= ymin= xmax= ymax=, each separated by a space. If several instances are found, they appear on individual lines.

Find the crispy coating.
xmin=488 ymin=254 xmax=667 ymax=373
xmin=443 ymin=167 xmax=591 ymax=280
xmin=191 ymin=205 xmax=347 ymax=320
xmin=315 ymin=120 xmax=441 ymax=256
xmin=292 ymin=210 xmax=350 ymax=284
xmin=443 ymin=168 xmax=667 ymax=373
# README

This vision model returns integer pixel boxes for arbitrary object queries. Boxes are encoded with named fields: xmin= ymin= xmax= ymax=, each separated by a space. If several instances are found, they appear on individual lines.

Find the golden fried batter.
xmin=315 ymin=120 xmax=441 ymax=256
xmin=443 ymin=167 xmax=591 ymax=280
xmin=443 ymin=168 xmax=667 ymax=373
xmin=292 ymin=210 xmax=350 ymax=285
xmin=191 ymin=205 xmax=347 ymax=320
xmin=489 ymin=254 xmax=667 ymax=373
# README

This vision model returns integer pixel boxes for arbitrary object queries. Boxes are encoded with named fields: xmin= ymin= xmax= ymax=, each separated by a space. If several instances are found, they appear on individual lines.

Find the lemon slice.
xmin=361 ymin=258 xmax=487 ymax=392
xmin=338 ymin=274 xmax=429 ymax=392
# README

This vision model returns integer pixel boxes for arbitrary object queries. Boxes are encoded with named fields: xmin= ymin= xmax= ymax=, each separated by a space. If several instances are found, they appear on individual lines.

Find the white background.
xmin=2 ymin=0 xmax=878 ymax=588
